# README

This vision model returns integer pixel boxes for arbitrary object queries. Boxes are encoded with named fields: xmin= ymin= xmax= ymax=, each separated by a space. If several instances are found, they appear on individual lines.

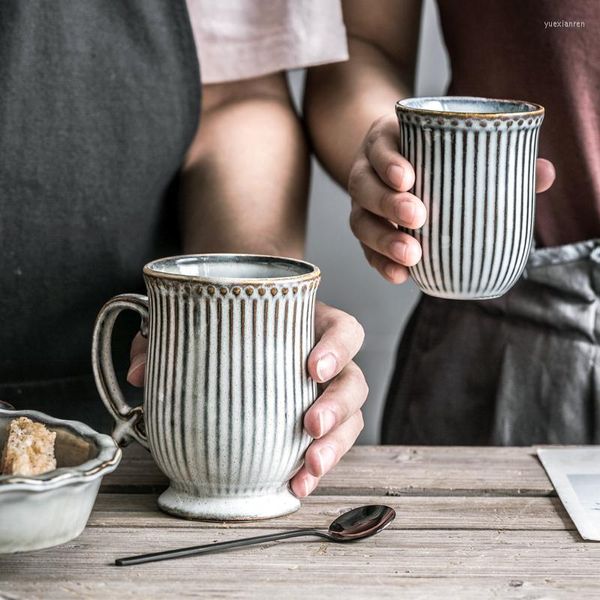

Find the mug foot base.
xmin=157 ymin=486 xmax=301 ymax=521
xmin=419 ymin=290 xmax=505 ymax=300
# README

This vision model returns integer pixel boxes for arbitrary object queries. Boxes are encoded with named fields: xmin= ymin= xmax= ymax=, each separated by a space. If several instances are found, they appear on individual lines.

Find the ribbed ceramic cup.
xmin=396 ymin=96 xmax=544 ymax=299
xmin=92 ymin=254 xmax=320 ymax=520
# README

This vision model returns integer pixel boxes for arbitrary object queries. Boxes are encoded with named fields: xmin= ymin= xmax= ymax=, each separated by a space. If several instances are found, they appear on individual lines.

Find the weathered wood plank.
xmin=3 ymin=578 xmax=600 ymax=600
xmin=3 ymin=447 xmax=570 ymax=598
xmin=90 ymin=494 xmax=573 ymax=531
xmin=1 ymin=529 xmax=599 ymax=600
xmin=101 ymin=445 xmax=553 ymax=496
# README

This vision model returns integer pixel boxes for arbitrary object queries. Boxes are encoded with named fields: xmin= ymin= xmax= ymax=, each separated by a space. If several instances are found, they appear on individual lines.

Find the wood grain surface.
xmin=102 ymin=444 xmax=554 ymax=496
xmin=2 ymin=445 xmax=596 ymax=600
xmin=87 ymin=494 xmax=572 ymax=531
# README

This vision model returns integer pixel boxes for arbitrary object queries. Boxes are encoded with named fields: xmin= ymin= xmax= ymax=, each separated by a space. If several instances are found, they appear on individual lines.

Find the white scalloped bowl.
xmin=0 ymin=408 xmax=121 ymax=553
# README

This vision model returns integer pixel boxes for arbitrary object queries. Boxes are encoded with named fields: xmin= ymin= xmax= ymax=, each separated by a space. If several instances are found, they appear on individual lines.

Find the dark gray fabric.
xmin=0 ymin=1 xmax=200 ymax=429
xmin=382 ymin=239 xmax=600 ymax=445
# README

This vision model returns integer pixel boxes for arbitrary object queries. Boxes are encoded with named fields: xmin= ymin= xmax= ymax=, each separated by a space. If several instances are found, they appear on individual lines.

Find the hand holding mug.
xmin=94 ymin=254 xmax=330 ymax=520
xmin=128 ymin=300 xmax=368 ymax=498
xmin=349 ymin=112 xmax=556 ymax=285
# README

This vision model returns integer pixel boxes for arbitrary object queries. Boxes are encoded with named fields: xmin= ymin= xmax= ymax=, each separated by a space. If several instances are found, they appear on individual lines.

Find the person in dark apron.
xmin=381 ymin=240 xmax=600 ymax=445
xmin=304 ymin=0 xmax=599 ymax=444
xmin=0 ymin=0 xmax=200 ymax=431
xmin=0 ymin=0 xmax=367 ymax=498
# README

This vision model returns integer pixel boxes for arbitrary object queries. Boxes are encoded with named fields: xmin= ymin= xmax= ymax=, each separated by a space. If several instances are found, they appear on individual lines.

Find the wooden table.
xmin=1 ymin=445 xmax=599 ymax=599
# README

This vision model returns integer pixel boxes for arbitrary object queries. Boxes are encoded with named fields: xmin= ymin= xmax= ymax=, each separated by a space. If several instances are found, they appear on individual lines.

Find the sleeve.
xmin=186 ymin=0 xmax=349 ymax=84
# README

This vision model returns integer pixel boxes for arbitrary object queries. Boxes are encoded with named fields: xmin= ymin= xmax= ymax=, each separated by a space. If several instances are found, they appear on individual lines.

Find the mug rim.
xmin=395 ymin=96 xmax=544 ymax=119
xmin=143 ymin=253 xmax=321 ymax=284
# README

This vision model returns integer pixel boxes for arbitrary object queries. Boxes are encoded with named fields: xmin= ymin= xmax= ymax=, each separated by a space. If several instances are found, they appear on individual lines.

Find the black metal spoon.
xmin=115 ymin=504 xmax=395 ymax=567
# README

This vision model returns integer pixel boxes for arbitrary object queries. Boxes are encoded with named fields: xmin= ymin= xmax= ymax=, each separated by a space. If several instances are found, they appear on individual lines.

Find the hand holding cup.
xmin=349 ymin=108 xmax=555 ymax=290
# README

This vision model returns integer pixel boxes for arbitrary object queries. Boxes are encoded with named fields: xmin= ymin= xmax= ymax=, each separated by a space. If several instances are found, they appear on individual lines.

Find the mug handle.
xmin=92 ymin=293 xmax=149 ymax=448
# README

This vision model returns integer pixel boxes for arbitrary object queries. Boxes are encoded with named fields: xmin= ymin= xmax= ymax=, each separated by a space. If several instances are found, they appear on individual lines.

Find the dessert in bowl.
xmin=0 ymin=406 xmax=121 ymax=553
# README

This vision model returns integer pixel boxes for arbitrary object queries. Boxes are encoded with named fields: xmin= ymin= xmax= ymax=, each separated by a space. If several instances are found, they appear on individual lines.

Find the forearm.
xmin=304 ymin=38 xmax=412 ymax=188
xmin=180 ymin=74 xmax=309 ymax=259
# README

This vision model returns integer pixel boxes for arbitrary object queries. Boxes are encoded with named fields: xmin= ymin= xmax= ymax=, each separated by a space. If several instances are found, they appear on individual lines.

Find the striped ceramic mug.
xmin=92 ymin=254 xmax=320 ymax=520
xmin=396 ymin=97 xmax=544 ymax=299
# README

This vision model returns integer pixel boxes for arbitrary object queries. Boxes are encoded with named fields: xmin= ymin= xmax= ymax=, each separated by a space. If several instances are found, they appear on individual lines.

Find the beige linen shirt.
xmin=186 ymin=0 xmax=348 ymax=83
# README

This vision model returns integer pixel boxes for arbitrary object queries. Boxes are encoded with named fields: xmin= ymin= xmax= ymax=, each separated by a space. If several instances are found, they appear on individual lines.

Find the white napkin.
xmin=538 ymin=447 xmax=600 ymax=541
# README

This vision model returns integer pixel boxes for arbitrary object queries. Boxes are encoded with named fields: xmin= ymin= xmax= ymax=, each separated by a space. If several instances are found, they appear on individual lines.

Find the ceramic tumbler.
xmin=92 ymin=254 xmax=320 ymax=520
xmin=396 ymin=96 xmax=544 ymax=299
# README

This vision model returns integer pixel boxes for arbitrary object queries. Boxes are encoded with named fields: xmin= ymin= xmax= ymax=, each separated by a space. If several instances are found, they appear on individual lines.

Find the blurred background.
xmin=290 ymin=0 xmax=451 ymax=443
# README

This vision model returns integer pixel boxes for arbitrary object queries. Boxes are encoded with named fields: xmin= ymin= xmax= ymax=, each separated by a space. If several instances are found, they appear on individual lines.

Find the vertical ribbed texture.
xmin=144 ymin=279 xmax=318 ymax=497
xmin=397 ymin=115 xmax=543 ymax=299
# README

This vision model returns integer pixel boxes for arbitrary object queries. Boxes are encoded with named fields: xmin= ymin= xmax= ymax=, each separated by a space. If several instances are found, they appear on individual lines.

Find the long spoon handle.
xmin=115 ymin=528 xmax=328 ymax=566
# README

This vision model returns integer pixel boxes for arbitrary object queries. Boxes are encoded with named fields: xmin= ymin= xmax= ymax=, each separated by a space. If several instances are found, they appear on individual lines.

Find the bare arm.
xmin=180 ymin=73 xmax=309 ymax=258
xmin=306 ymin=1 xmax=555 ymax=284
xmin=129 ymin=73 xmax=368 ymax=497
xmin=304 ymin=0 xmax=423 ymax=186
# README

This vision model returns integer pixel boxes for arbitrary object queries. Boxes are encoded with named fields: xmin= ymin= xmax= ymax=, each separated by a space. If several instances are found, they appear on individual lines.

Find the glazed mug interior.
xmin=397 ymin=96 xmax=543 ymax=117
xmin=146 ymin=254 xmax=316 ymax=280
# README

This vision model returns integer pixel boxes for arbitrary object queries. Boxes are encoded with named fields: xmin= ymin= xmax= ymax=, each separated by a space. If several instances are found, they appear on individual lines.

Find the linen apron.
xmin=0 ymin=1 xmax=200 ymax=430
xmin=382 ymin=239 xmax=600 ymax=445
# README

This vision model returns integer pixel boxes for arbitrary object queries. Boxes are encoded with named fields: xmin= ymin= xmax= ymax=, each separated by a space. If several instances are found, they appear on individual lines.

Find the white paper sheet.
xmin=538 ymin=447 xmax=600 ymax=541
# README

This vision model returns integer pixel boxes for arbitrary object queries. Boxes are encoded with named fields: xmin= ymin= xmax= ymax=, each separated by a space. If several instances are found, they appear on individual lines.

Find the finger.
xmin=536 ymin=158 xmax=555 ymax=193
xmin=362 ymin=244 xmax=410 ymax=284
xmin=308 ymin=303 xmax=365 ymax=383
xmin=348 ymin=159 xmax=426 ymax=228
xmin=291 ymin=410 xmax=365 ymax=497
xmin=290 ymin=467 xmax=320 ymax=498
xmin=362 ymin=114 xmax=415 ymax=191
xmin=130 ymin=332 xmax=148 ymax=360
xmin=304 ymin=361 xmax=368 ymax=438
xmin=349 ymin=205 xmax=422 ymax=267
xmin=126 ymin=352 xmax=146 ymax=387
xmin=303 ymin=411 xmax=365 ymax=478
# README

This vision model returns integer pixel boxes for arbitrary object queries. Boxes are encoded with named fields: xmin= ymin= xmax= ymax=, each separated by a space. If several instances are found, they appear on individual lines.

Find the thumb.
xmin=536 ymin=158 xmax=555 ymax=193
xmin=127 ymin=352 xmax=146 ymax=387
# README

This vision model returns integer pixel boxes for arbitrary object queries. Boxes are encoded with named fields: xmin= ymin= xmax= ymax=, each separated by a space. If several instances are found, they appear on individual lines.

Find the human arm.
xmin=128 ymin=74 xmax=368 ymax=496
xmin=180 ymin=74 xmax=309 ymax=258
xmin=305 ymin=0 xmax=555 ymax=283
xmin=304 ymin=0 xmax=422 ymax=187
